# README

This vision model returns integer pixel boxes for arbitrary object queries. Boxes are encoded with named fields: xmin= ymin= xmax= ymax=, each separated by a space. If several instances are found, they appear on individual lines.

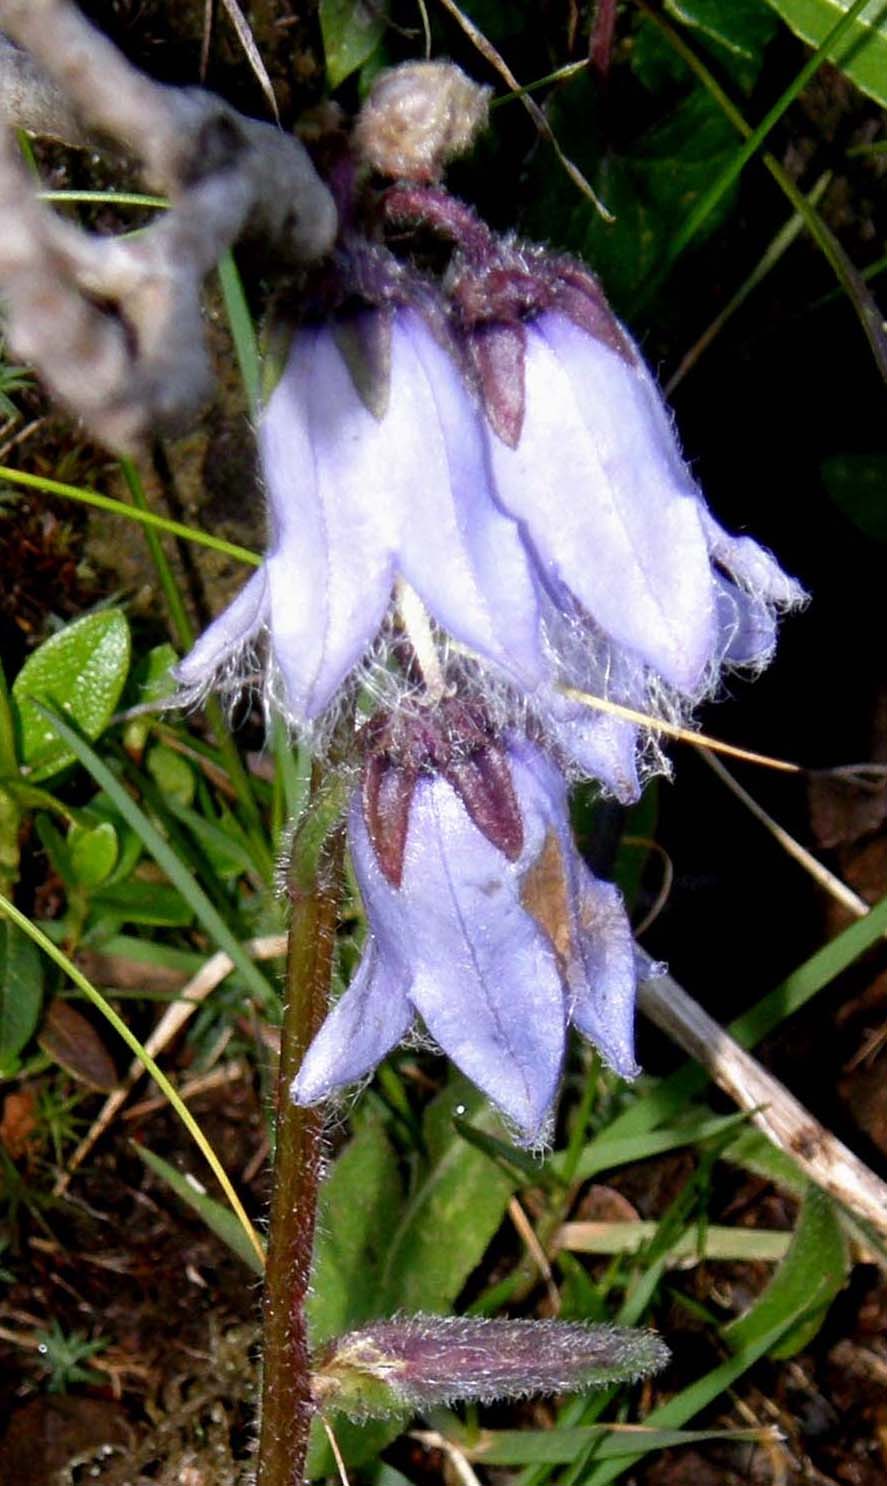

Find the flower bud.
xmin=354 ymin=62 xmax=490 ymax=182
xmin=311 ymin=1314 xmax=669 ymax=1419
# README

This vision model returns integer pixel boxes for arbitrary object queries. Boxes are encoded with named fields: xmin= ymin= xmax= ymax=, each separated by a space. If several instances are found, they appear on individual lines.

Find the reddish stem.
xmin=256 ymin=783 xmax=345 ymax=1486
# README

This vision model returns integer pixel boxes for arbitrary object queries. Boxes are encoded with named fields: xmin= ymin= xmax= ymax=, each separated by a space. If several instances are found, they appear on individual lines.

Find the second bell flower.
xmin=291 ymin=733 xmax=639 ymax=1144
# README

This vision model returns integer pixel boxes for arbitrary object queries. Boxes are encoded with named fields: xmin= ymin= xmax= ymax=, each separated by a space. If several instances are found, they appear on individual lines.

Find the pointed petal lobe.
xmin=291 ymin=942 xmax=413 ymax=1105
xmin=393 ymin=312 xmax=546 ymax=689
xmin=174 ymin=565 xmax=269 ymax=690
xmin=260 ymin=325 xmax=399 ymax=720
xmin=569 ymin=870 xmax=639 ymax=1079
xmin=390 ymin=774 xmax=566 ymax=1142
xmin=487 ymin=313 xmax=716 ymax=696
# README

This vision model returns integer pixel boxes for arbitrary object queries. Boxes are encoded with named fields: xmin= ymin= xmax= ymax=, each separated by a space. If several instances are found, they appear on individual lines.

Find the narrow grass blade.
xmin=666 ymin=171 xmax=831 ymax=394
xmin=28 ymin=702 xmax=277 ymax=1010
xmin=453 ymin=1116 xmax=565 ymax=1189
xmin=665 ymin=0 xmax=873 ymax=265
xmin=218 ymin=249 xmax=261 ymax=419
xmin=0 ymin=465 xmax=260 ymax=566
xmin=117 ymin=461 xmax=271 ymax=874
xmin=603 ymin=887 xmax=887 ymax=1148
xmin=636 ymin=2 xmax=887 ymax=381
xmin=581 ymin=1306 xmax=817 ymax=1485
xmin=39 ymin=190 xmax=166 ymax=208
xmin=558 ymin=1221 xmax=791 ymax=1263
xmin=725 ymin=1185 xmax=847 ymax=1358
xmin=119 ymin=456 xmax=194 ymax=650
xmin=133 ymin=1140 xmax=265 ymax=1275
xmin=0 ymin=893 xmax=265 ymax=1270
xmin=467 ymin=1424 xmax=780 ymax=1466
xmin=553 ymin=1111 xmax=747 ymax=1184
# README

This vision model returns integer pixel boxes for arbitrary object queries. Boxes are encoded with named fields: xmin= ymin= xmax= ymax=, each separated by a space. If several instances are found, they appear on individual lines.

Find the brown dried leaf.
xmin=38 ymin=998 xmax=118 ymax=1092
xmin=0 ymin=1086 xmax=39 ymax=1159
xmin=0 ymin=1396 xmax=132 ymax=1483
xmin=807 ymin=771 xmax=887 ymax=849
xmin=574 ymin=1183 xmax=640 ymax=1224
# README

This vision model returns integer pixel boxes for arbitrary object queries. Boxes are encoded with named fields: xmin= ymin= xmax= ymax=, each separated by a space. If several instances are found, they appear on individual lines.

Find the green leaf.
xmin=133 ymin=1141 xmax=265 ymax=1275
xmin=371 ymin=1468 xmax=414 ymax=1486
xmin=309 ymin=1114 xmax=404 ymax=1347
xmin=146 ymin=743 xmax=195 ymax=808
xmin=320 ymin=0 xmax=388 ymax=88
xmin=68 ymin=819 xmax=118 ymax=889
xmin=0 ymin=786 xmax=20 ymax=891
xmin=167 ymin=799 xmax=260 ymax=880
xmin=526 ymin=78 xmax=738 ymax=311
xmin=122 ymin=642 xmax=178 ymax=756
xmin=3 ymin=780 xmax=75 ymax=824
xmin=0 ymin=919 xmax=43 ymax=1067
xmin=12 ymin=611 xmax=131 ymax=782
xmin=582 ymin=1305 xmax=820 ymax=1486
xmin=90 ymin=879 xmax=195 ymax=928
xmin=24 ymin=702 xmax=277 ymax=1010
xmin=79 ymin=794 xmax=143 ymax=888
xmin=666 ymin=0 xmax=779 ymax=58
xmin=454 ymin=0 xmax=533 ymax=43
xmin=724 ymin=1184 xmax=848 ymax=1358
xmin=34 ymin=812 xmax=74 ymax=886
xmin=379 ymin=1074 xmax=517 ymax=1315
xmin=635 ymin=1 xmax=777 ymax=93
xmin=821 ymin=454 xmax=887 ymax=542
xmin=306 ymin=1115 xmax=407 ymax=1479
xmin=762 ymin=0 xmax=887 ymax=107
xmin=466 ymin=1424 xmax=790 ymax=1465
xmin=0 ymin=659 xmax=18 ymax=777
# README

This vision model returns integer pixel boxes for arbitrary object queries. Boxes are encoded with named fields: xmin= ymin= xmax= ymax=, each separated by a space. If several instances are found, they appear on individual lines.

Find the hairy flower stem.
xmin=256 ymin=767 xmax=347 ymax=1486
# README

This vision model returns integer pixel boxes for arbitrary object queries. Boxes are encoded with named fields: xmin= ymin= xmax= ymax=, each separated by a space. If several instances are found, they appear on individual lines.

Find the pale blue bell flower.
xmin=291 ymin=737 xmax=638 ymax=1144
xmin=175 ymin=306 xmax=546 ymax=721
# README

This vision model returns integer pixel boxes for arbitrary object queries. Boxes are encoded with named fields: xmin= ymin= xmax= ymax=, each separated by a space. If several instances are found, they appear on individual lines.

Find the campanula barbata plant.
xmin=175 ymin=61 xmax=805 ymax=1145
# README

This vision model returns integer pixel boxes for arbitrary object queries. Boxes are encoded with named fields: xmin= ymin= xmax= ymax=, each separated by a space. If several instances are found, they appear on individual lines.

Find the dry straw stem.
xmin=434 ymin=0 xmax=613 ymax=221
xmin=508 ymin=1194 xmax=561 ymax=1312
xmin=0 ymin=0 xmax=336 ymax=452
xmin=410 ymin=1432 xmax=485 ymax=1486
xmin=54 ymin=932 xmax=287 ymax=1195
xmin=702 ymin=749 xmax=873 ymax=922
xmin=560 ymin=686 xmax=799 ymax=773
xmin=638 ymin=970 xmax=887 ymax=1238
xmin=556 ymin=1221 xmax=794 ymax=1264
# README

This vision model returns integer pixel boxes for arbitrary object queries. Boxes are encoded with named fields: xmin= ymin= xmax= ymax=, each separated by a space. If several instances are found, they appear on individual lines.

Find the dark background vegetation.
xmin=1 ymin=1 xmax=886 ymax=1482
